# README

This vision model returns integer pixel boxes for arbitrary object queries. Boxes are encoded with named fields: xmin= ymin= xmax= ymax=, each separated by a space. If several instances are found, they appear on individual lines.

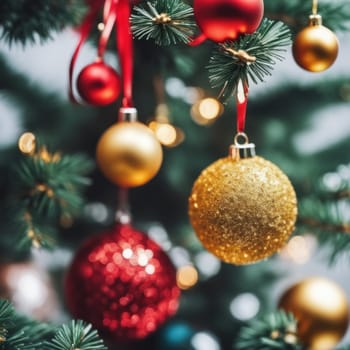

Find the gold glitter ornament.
xmin=188 ymin=135 xmax=297 ymax=265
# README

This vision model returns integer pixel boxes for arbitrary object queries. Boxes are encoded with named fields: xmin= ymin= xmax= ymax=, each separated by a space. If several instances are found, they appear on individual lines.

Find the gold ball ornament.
xmin=293 ymin=15 xmax=339 ymax=72
xmin=279 ymin=277 xmax=350 ymax=350
xmin=96 ymin=121 xmax=163 ymax=188
xmin=189 ymin=155 xmax=297 ymax=265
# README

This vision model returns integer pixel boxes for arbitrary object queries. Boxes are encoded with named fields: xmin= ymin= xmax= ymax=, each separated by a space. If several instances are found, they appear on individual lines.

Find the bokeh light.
xmin=177 ymin=265 xmax=199 ymax=290
xmin=194 ymin=251 xmax=221 ymax=279
xmin=191 ymin=332 xmax=221 ymax=350
xmin=280 ymin=235 xmax=316 ymax=264
xmin=191 ymin=98 xmax=224 ymax=125
xmin=230 ymin=293 xmax=260 ymax=321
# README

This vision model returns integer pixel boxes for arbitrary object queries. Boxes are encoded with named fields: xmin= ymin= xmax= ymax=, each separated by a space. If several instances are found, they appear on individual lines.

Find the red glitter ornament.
xmin=77 ymin=61 xmax=121 ymax=106
xmin=194 ymin=0 xmax=264 ymax=42
xmin=65 ymin=223 xmax=180 ymax=341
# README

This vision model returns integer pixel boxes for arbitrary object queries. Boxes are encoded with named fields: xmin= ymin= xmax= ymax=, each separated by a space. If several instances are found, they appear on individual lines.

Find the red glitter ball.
xmin=65 ymin=224 xmax=180 ymax=341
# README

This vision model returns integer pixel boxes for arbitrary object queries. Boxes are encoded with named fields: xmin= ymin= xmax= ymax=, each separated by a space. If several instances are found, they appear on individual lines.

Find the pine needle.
xmin=131 ymin=0 xmax=197 ymax=46
xmin=208 ymin=19 xmax=291 ymax=102
xmin=235 ymin=311 xmax=303 ymax=350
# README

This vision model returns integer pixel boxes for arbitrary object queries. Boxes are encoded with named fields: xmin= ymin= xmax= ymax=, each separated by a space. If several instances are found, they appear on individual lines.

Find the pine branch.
xmin=44 ymin=320 xmax=107 ymax=350
xmin=207 ymin=19 xmax=291 ymax=102
xmin=265 ymin=0 xmax=350 ymax=31
xmin=235 ymin=311 xmax=304 ymax=350
xmin=0 ymin=300 xmax=54 ymax=350
xmin=131 ymin=0 xmax=197 ymax=46
xmin=0 ymin=0 xmax=87 ymax=45
xmin=298 ymin=162 xmax=350 ymax=263
xmin=9 ymin=138 xmax=93 ymax=249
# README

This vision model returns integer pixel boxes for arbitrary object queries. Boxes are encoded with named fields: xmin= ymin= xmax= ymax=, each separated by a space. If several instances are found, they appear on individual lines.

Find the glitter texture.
xmin=65 ymin=224 xmax=180 ymax=341
xmin=188 ymin=156 xmax=297 ymax=265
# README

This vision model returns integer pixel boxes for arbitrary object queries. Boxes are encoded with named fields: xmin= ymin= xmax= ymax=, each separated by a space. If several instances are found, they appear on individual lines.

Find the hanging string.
xmin=68 ymin=2 xmax=101 ymax=103
xmin=236 ymin=79 xmax=249 ymax=133
xmin=116 ymin=187 xmax=131 ymax=224
xmin=97 ymin=0 xmax=117 ymax=59
xmin=312 ymin=0 xmax=318 ymax=15
xmin=116 ymin=0 xmax=134 ymax=108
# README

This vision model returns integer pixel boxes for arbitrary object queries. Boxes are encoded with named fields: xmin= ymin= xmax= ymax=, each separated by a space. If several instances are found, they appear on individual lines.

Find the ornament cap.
xmin=229 ymin=132 xmax=256 ymax=160
xmin=119 ymin=107 xmax=138 ymax=122
xmin=309 ymin=14 xmax=322 ymax=26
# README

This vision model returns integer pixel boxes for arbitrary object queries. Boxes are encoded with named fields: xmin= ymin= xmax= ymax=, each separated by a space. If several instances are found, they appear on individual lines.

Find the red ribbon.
xmin=116 ymin=0 xmax=134 ymax=108
xmin=98 ymin=0 xmax=118 ymax=59
xmin=188 ymin=33 xmax=207 ymax=47
xmin=236 ymin=83 xmax=249 ymax=133
xmin=69 ymin=0 xmax=135 ymax=107
xmin=68 ymin=2 xmax=101 ymax=103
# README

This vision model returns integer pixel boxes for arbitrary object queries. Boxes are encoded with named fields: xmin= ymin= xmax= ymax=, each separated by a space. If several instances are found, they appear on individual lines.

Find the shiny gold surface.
xmin=96 ymin=121 xmax=163 ymax=188
xmin=293 ymin=24 xmax=338 ymax=72
xmin=188 ymin=156 xmax=297 ymax=265
xmin=279 ymin=277 xmax=350 ymax=350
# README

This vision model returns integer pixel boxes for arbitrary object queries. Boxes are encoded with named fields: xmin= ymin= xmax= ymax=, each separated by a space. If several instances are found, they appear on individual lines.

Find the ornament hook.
xmin=229 ymin=132 xmax=256 ymax=160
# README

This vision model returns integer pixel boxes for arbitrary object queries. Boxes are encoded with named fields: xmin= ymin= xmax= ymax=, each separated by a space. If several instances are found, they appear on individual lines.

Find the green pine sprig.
xmin=9 ymin=141 xmax=93 ymax=249
xmin=298 ymin=162 xmax=350 ymax=263
xmin=131 ymin=0 xmax=197 ymax=46
xmin=208 ymin=18 xmax=291 ymax=102
xmin=0 ymin=299 xmax=54 ymax=350
xmin=235 ymin=311 xmax=304 ymax=350
xmin=44 ymin=320 xmax=107 ymax=350
xmin=0 ymin=0 xmax=86 ymax=45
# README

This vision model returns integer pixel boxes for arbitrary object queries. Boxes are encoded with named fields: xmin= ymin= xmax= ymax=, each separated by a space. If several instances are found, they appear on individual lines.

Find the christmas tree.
xmin=0 ymin=0 xmax=350 ymax=349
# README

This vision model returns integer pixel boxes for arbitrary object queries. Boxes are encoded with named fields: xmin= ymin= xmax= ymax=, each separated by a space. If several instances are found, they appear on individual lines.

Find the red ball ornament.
xmin=194 ymin=0 xmax=264 ymax=42
xmin=65 ymin=223 xmax=180 ymax=341
xmin=77 ymin=61 xmax=121 ymax=106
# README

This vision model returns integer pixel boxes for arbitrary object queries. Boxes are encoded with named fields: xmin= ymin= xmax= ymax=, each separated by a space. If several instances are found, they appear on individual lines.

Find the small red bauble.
xmin=77 ymin=61 xmax=121 ymax=106
xmin=65 ymin=223 xmax=180 ymax=341
xmin=194 ymin=0 xmax=264 ymax=42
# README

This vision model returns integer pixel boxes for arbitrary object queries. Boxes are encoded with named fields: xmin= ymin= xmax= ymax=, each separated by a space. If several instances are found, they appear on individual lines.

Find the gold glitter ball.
xmin=188 ymin=156 xmax=297 ymax=265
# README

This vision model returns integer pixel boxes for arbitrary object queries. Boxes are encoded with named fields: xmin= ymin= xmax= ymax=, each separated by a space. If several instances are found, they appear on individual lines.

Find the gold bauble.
xmin=96 ymin=121 xmax=163 ymax=187
xmin=293 ymin=23 xmax=339 ymax=72
xmin=188 ymin=156 xmax=297 ymax=265
xmin=279 ymin=277 xmax=350 ymax=350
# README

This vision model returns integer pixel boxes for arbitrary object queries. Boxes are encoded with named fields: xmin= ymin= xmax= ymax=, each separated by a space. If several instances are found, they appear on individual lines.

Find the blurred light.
xmin=0 ymin=97 xmax=23 ymax=148
xmin=159 ymin=321 xmax=193 ymax=347
xmin=280 ymin=235 xmax=316 ymax=264
xmin=169 ymin=246 xmax=191 ymax=268
xmin=322 ymin=173 xmax=342 ymax=191
xmin=230 ymin=293 xmax=260 ymax=321
xmin=191 ymin=98 xmax=224 ymax=125
xmin=183 ymin=87 xmax=203 ymax=104
xmin=0 ymin=262 xmax=59 ymax=321
xmin=191 ymin=332 xmax=221 ymax=350
xmin=84 ymin=202 xmax=109 ymax=223
xmin=32 ymin=247 xmax=72 ymax=269
xmin=177 ymin=265 xmax=198 ymax=290
xmin=149 ymin=121 xmax=184 ymax=147
xmin=97 ymin=22 xmax=105 ymax=31
xmin=18 ymin=132 xmax=36 ymax=155
xmin=194 ymin=251 xmax=221 ymax=279
xmin=14 ymin=272 xmax=48 ymax=310
xmin=147 ymin=224 xmax=172 ymax=251
xmin=165 ymin=77 xmax=186 ymax=98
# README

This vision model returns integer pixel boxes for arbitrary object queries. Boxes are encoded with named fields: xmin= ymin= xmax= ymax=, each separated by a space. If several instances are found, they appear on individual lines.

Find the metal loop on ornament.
xmin=234 ymin=132 xmax=249 ymax=146
xmin=229 ymin=132 xmax=256 ymax=160
xmin=119 ymin=107 xmax=138 ymax=122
